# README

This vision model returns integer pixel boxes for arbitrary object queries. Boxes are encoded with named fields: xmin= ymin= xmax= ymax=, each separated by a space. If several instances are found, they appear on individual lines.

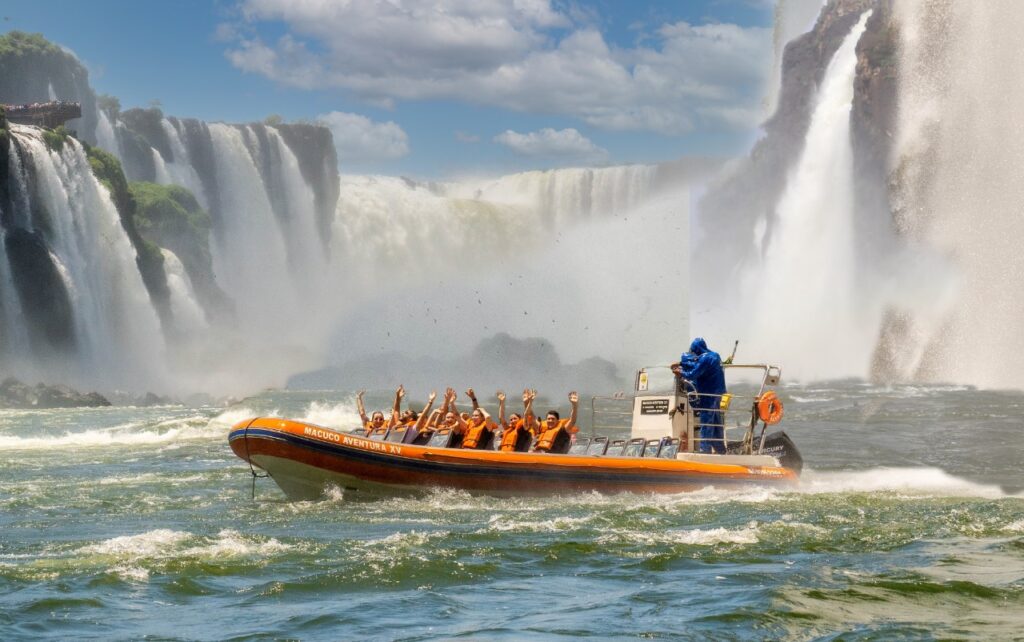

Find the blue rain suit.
xmin=680 ymin=337 xmax=727 ymax=454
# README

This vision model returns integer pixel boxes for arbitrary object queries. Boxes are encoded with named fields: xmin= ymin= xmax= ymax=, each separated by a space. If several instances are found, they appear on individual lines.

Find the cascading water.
xmin=4 ymin=125 xmax=167 ymax=389
xmin=743 ymin=11 xmax=874 ymax=378
xmin=157 ymin=119 xmax=208 ymax=210
xmin=160 ymin=248 xmax=207 ymax=335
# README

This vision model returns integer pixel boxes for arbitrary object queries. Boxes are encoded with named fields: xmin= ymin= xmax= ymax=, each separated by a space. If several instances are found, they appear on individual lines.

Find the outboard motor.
xmin=760 ymin=431 xmax=803 ymax=474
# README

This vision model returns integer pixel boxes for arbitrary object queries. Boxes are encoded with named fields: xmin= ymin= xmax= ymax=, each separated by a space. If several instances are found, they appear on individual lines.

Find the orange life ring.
xmin=756 ymin=391 xmax=784 ymax=424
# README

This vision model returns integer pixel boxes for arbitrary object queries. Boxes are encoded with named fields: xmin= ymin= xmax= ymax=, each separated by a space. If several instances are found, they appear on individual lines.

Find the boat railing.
xmin=588 ymin=392 xmax=633 ymax=435
xmin=589 ymin=362 xmax=784 ymax=455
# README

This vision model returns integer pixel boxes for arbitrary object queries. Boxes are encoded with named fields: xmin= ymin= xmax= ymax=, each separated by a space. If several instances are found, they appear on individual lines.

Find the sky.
xmin=4 ymin=0 xmax=782 ymax=178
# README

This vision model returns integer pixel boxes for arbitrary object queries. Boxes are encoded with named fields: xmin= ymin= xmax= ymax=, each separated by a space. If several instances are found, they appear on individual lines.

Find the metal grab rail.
xmin=590 ymin=362 xmax=783 ymax=455
xmin=589 ymin=393 xmax=633 ymax=436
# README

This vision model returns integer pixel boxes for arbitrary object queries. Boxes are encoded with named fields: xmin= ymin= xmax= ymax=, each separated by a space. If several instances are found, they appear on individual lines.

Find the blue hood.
xmin=689 ymin=337 xmax=708 ymax=355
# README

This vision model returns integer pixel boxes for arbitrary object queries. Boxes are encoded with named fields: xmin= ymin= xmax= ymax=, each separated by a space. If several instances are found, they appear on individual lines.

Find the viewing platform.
xmin=3 ymin=101 xmax=82 ymax=129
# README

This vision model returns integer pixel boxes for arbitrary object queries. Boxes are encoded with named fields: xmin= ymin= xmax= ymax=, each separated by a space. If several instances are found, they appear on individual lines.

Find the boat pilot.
xmin=679 ymin=337 xmax=727 ymax=454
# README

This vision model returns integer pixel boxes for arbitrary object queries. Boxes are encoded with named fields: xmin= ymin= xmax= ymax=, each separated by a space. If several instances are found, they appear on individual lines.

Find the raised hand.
xmin=357 ymin=390 xmax=366 ymax=399
xmin=568 ymin=391 xmax=579 ymax=404
xmin=397 ymin=385 xmax=406 ymax=399
xmin=522 ymin=388 xmax=530 ymax=404
xmin=496 ymin=391 xmax=506 ymax=403
xmin=428 ymin=391 xmax=437 ymax=403
xmin=465 ymin=388 xmax=476 ymax=399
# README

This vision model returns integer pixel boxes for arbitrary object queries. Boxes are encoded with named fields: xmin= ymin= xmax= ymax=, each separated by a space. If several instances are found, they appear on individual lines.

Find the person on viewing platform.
xmin=679 ymin=337 xmax=727 ymax=454
xmin=533 ymin=391 xmax=579 ymax=453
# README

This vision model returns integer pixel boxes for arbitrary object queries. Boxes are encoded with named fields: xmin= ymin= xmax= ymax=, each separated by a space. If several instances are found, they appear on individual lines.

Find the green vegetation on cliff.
xmin=129 ymin=182 xmax=212 ymax=253
xmin=83 ymin=143 xmax=171 ymax=319
xmin=0 ymin=31 xmax=64 ymax=59
xmin=128 ymin=181 xmax=217 ymax=308
xmin=42 ymin=125 xmax=70 ymax=152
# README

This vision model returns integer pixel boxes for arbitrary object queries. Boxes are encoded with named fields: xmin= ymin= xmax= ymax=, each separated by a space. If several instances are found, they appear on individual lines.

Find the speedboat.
xmin=228 ymin=363 xmax=803 ymax=500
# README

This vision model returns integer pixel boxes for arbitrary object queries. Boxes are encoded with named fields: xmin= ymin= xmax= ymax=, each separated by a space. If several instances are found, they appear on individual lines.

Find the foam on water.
xmin=0 ymin=414 xmax=219 ymax=451
xmin=297 ymin=400 xmax=362 ymax=430
xmin=796 ymin=467 xmax=1014 ymax=499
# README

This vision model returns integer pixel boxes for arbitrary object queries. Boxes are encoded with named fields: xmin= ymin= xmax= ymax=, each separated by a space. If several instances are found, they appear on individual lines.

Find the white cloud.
xmin=317 ymin=111 xmax=410 ymax=164
xmin=494 ymin=128 xmax=607 ymax=162
xmin=223 ymin=0 xmax=772 ymax=136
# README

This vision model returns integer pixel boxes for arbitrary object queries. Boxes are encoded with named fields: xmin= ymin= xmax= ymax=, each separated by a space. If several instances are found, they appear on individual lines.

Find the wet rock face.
xmin=3 ymin=228 xmax=76 ymax=353
xmin=0 ymin=377 xmax=110 ymax=408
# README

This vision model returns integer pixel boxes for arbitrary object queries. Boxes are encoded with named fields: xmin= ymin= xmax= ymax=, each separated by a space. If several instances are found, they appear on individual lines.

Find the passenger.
xmin=462 ymin=407 xmax=497 ymax=449
xmin=498 ymin=389 xmax=533 ymax=452
xmin=680 ymin=337 xmax=727 ymax=454
xmin=356 ymin=390 xmax=389 ymax=436
xmin=533 ymin=391 xmax=579 ymax=453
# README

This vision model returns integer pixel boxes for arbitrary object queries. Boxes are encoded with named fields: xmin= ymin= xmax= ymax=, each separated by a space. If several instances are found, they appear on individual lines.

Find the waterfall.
xmin=95 ymin=109 xmax=119 ymax=156
xmin=161 ymin=248 xmax=207 ymax=334
xmin=157 ymin=119 xmax=208 ymax=210
xmin=741 ymin=11 xmax=873 ymax=378
xmin=6 ymin=125 xmax=166 ymax=389
xmin=205 ymin=123 xmax=296 ymax=339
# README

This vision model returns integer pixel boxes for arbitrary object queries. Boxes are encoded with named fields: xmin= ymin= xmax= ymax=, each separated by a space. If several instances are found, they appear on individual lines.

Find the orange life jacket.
xmin=364 ymin=420 xmax=386 ymax=436
xmin=535 ymin=419 xmax=571 ymax=452
xmin=462 ymin=419 xmax=494 ymax=449
xmin=499 ymin=419 xmax=525 ymax=452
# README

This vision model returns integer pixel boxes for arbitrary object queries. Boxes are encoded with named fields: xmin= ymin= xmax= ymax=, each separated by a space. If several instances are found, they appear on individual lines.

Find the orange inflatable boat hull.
xmin=229 ymin=417 xmax=799 ymax=500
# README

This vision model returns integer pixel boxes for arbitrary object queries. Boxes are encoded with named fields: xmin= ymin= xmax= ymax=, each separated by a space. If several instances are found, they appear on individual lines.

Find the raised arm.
xmin=425 ymin=408 xmax=442 ymax=430
xmin=565 ymin=391 xmax=580 ymax=434
xmin=439 ymin=387 xmax=454 ymax=416
xmin=523 ymin=388 xmax=538 ymax=433
xmin=389 ymin=385 xmax=405 ymax=428
xmin=465 ymin=388 xmax=480 ymax=411
xmin=496 ymin=391 xmax=507 ymax=427
xmin=448 ymin=389 xmax=460 ymax=417
xmin=356 ymin=390 xmax=369 ymax=425
xmin=413 ymin=391 xmax=437 ymax=432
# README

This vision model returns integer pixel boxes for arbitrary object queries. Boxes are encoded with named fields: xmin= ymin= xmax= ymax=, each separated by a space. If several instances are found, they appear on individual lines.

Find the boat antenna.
xmin=724 ymin=340 xmax=739 ymax=365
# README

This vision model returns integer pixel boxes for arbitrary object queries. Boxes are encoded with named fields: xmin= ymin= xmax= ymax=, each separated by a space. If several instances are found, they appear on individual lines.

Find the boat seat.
xmin=642 ymin=439 xmax=663 ymax=458
xmin=387 ymin=425 xmax=410 ymax=443
xmin=368 ymin=426 xmax=389 ymax=441
xmin=622 ymin=438 xmax=646 ymax=457
xmin=608 ymin=439 xmax=626 ymax=455
xmin=586 ymin=436 xmax=609 ymax=456
xmin=658 ymin=438 xmax=680 ymax=459
xmin=426 ymin=428 xmax=463 ymax=449
xmin=568 ymin=437 xmax=591 ymax=455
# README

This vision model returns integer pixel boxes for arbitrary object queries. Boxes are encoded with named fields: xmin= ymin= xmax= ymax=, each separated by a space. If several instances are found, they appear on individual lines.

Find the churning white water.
xmin=740 ymin=12 xmax=873 ymax=378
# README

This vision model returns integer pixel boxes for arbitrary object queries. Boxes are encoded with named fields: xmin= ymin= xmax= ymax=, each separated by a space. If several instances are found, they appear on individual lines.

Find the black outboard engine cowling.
xmin=760 ymin=431 xmax=803 ymax=474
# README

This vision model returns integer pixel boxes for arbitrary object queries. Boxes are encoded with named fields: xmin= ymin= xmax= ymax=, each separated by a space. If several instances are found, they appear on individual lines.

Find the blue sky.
xmin=5 ymin=0 xmax=779 ymax=178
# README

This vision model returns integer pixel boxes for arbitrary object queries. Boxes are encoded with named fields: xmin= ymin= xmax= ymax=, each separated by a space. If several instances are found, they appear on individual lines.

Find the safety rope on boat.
xmin=241 ymin=417 xmax=268 ymax=500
